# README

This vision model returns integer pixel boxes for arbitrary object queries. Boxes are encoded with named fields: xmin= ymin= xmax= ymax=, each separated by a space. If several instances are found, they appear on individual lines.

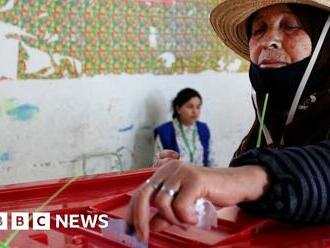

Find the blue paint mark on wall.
xmin=118 ymin=124 xmax=134 ymax=132
xmin=7 ymin=104 xmax=39 ymax=121
xmin=0 ymin=153 xmax=11 ymax=162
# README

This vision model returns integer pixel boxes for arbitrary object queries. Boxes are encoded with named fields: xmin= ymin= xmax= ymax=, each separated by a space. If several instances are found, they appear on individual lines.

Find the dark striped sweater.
xmin=230 ymin=140 xmax=330 ymax=224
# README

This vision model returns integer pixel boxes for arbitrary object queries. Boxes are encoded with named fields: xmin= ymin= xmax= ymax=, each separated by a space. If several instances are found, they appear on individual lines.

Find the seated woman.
xmin=154 ymin=88 xmax=214 ymax=167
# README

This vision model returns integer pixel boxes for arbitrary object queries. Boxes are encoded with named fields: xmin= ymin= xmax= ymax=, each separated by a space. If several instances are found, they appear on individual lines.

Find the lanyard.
xmin=179 ymin=122 xmax=197 ymax=163
xmin=252 ymin=90 xmax=273 ymax=145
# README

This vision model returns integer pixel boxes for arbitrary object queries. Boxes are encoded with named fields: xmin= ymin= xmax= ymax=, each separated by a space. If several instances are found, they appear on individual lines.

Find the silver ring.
xmin=160 ymin=185 xmax=177 ymax=197
xmin=145 ymin=178 xmax=161 ymax=190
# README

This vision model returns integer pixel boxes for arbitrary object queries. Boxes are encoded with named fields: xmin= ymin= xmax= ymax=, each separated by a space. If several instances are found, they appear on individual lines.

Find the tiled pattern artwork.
xmin=0 ymin=0 xmax=247 ymax=79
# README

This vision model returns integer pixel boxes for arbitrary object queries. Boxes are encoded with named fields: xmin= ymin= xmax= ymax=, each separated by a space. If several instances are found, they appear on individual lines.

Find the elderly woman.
xmin=127 ymin=0 xmax=330 ymax=241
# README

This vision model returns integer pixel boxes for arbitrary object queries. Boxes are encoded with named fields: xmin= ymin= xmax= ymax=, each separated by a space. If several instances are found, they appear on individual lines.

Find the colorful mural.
xmin=0 ymin=0 xmax=247 ymax=79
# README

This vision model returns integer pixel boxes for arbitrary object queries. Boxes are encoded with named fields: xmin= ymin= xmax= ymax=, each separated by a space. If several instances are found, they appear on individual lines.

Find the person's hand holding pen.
xmin=127 ymin=150 xmax=270 ymax=242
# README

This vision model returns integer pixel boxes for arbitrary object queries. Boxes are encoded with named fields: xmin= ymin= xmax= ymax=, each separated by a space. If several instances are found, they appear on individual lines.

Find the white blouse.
xmin=154 ymin=119 xmax=215 ymax=167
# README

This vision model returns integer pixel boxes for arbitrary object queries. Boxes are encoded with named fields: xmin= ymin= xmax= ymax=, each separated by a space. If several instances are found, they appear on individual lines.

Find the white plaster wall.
xmin=0 ymin=72 xmax=254 ymax=184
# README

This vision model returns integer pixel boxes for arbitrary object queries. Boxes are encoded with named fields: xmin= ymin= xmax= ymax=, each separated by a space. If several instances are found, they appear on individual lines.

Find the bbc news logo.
xmin=0 ymin=212 xmax=109 ymax=230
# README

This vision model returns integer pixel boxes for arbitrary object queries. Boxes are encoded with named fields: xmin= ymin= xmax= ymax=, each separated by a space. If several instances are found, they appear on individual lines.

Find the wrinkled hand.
xmin=128 ymin=159 xmax=269 ymax=241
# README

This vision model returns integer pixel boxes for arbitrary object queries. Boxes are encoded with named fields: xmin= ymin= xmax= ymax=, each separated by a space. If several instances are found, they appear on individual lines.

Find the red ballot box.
xmin=0 ymin=168 xmax=330 ymax=248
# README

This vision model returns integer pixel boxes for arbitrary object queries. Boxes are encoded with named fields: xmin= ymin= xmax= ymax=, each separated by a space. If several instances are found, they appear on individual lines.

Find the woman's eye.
xmin=282 ymin=20 xmax=301 ymax=31
xmin=284 ymin=24 xmax=299 ymax=30
xmin=252 ymin=24 xmax=266 ymax=35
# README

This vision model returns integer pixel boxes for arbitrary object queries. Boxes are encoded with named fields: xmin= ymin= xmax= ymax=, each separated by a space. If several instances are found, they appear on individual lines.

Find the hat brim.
xmin=210 ymin=0 xmax=330 ymax=61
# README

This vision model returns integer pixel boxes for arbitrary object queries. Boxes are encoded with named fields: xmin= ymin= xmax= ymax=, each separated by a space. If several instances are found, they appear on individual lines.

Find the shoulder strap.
xmin=196 ymin=121 xmax=210 ymax=166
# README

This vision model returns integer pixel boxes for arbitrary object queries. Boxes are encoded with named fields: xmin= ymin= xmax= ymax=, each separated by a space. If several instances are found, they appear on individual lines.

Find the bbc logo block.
xmin=0 ymin=213 xmax=8 ymax=230
xmin=33 ymin=212 xmax=50 ymax=230
xmin=0 ymin=212 xmax=50 ymax=230
xmin=12 ymin=212 xmax=29 ymax=230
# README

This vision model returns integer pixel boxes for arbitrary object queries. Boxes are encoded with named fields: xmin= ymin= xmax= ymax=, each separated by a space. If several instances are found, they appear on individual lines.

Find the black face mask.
xmin=249 ymin=56 xmax=323 ymax=110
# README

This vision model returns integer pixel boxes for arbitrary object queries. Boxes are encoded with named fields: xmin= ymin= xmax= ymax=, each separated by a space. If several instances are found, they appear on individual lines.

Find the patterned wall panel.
xmin=0 ymin=0 xmax=247 ymax=79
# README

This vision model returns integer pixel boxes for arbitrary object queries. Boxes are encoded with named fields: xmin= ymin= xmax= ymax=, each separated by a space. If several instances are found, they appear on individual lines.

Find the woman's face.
xmin=176 ymin=97 xmax=201 ymax=126
xmin=249 ymin=4 xmax=312 ymax=69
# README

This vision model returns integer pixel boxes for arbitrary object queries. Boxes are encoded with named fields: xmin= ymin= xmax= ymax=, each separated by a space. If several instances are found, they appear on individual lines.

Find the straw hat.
xmin=210 ymin=0 xmax=330 ymax=60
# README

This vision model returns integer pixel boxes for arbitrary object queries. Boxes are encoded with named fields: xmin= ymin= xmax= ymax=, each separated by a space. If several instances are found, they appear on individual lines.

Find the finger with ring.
xmin=145 ymin=178 xmax=162 ymax=190
xmin=160 ymin=185 xmax=178 ymax=197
